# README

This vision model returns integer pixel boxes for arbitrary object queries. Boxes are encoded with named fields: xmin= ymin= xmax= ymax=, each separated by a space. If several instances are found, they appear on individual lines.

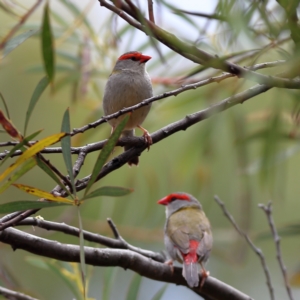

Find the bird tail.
xmin=122 ymin=130 xmax=139 ymax=166
xmin=182 ymin=263 xmax=199 ymax=288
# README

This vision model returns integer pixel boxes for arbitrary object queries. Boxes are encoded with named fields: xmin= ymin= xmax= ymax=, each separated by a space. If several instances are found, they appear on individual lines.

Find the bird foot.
xmin=138 ymin=125 xmax=152 ymax=150
xmin=200 ymin=269 xmax=209 ymax=288
xmin=164 ymin=259 xmax=174 ymax=273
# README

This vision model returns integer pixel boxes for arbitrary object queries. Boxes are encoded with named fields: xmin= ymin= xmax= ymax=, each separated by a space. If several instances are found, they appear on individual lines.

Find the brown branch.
xmin=0 ymin=227 xmax=253 ymax=300
xmin=98 ymin=0 xmax=300 ymax=89
xmin=214 ymin=195 xmax=275 ymax=300
xmin=0 ymin=82 xmax=271 ymax=231
xmin=147 ymin=0 xmax=155 ymax=23
xmin=17 ymin=217 xmax=163 ymax=262
xmin=258 ymin=202 xmax=294 ymax=300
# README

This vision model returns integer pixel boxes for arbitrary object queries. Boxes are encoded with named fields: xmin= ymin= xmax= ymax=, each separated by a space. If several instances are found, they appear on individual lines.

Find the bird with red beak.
xmin=102 ymin=51 xmax=153 ymax=166
xmin=158 ymin=192 xmax=213 ymax=288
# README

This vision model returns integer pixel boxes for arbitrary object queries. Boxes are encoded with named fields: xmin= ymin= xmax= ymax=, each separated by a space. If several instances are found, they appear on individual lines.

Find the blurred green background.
xmin=0 ymin=1 xmax=300 ymax=299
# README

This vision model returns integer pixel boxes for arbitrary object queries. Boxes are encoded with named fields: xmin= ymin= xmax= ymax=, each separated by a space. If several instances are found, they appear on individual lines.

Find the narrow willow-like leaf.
xmin=0 ymin=129 xmax=42 ymax=167
xmin=84 ymin=114 xmax=129 ymax=196
xmin=41 ymin=3 xmax=55 ymax=82
xmin=0 ymin=158 xmax=36 ymax=194
xmin=0 ymin=200 xmax=68 ymax=214
xmin=3 ymin=30 xmax=38 ymax=57
xmin=0 ymin=132 xmax=66 ymax=181
xmin=83 ymin=186 xmax=133 ymax=200
xmin=35 ymin=156 xmax=73 ymax=199
xmin=77 ymin=207 xmax=86 ymax=299
xmin=12 ymin=183 xmax=74 ymax=204
xmin=61 ymin=108 xmax=76 ymax=196
xmin=24 ymin=76 xmax=49 ymax=135
xmin=151 ymin=285 xmax=168 ymax=300
xmin=126 ymin=274 xmax=142 ymax=300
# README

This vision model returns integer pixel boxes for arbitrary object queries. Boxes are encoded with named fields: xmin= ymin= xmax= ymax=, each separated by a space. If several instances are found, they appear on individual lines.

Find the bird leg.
xmin=137 ymin=125 xmax=152 ymax=150
xmin=199 ymin=262 xmax=210 ymax=288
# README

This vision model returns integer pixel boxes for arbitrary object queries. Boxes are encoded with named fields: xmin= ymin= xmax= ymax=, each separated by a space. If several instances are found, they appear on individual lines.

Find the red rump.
xmin=182 ymin=240 xmax=199 ymax=264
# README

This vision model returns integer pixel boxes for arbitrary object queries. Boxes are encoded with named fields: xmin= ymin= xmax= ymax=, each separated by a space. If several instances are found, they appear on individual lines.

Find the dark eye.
xmin=131 ymin=56 xmax=139 ymax=61
xmin=170 ymin=197 xmax=177 ymax=202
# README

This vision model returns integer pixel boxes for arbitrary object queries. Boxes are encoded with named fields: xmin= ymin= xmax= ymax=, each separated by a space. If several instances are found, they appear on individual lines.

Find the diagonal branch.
xmin=0 ymin=226 xmax=253 ymax=300
xmin=17 ymin=217 xmax=164 ymax=262
xmin=98 ymin=0 xmax=300 ymax=88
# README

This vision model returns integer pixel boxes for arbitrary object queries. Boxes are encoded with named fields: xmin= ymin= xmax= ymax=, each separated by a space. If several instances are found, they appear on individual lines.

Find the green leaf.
xmin=35 ymin=156 xmax=73 ymax=198
xmin=3 ymin=30 xmax=39 ymax=57
xmin=24 ymin=76 xmax=49 ymax=135
xmin=83 ymin=186 xmax=133 ymax=200
xmin=0 ymin=129 xmax=42 ymax=167
xmin=77 ymin=208 xmax=86 ymax=298
xmin=151 ymin=285 xmax=168 ymax=300
xmin=84 ymin=114 xmax=129 ymax=196
xmin=61 ymin=108 xmax=76 ymax=196
xmin=0 ymin=200 xmax=69 ymax=214
xmin=126 ymin=273 xmax=142 ymax=300
xmin=0 ymin=158 xmax=36 ymax=194
xmin=41 ymin=3 xmax=55 ymax=82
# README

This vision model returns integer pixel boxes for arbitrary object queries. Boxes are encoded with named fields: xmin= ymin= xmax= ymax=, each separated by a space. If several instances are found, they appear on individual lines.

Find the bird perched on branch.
xmin=158 ymin=192 xmax=213 ymax=288
xmin=102 ymin=51 xmax=153 ymax=166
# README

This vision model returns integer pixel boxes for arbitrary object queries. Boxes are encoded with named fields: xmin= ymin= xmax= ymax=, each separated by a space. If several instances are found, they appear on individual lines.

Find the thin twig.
xmin=258 ymin=202 xmax=294 ymax=300
xmin=99 ymin=0 xmax=300 ymax=89
xmin=0 ymin=286 xmax=38 ymax=300
xmin=0 ymin=83 xmax=271 ymax=231
xmin=147 ymin=0 xmax=155 ymax=23
xmin=214 ymin=195 xmax=275 ymax=300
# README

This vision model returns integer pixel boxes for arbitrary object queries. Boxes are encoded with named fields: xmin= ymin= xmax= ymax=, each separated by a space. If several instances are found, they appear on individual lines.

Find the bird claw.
xmin=138 ymin=125 xmax=152 ymax=150
xmin=164 ymin=259 xmax=174 ymax=273
xmin=200 ymin=268 xmax=209 ymax=288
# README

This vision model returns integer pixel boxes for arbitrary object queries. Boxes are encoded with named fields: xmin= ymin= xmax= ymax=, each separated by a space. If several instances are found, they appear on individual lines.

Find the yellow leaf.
xmin=0 ymin=132 xmax=66 ymax=181
xmin=12 ymin=183 xmax=74 ymax=204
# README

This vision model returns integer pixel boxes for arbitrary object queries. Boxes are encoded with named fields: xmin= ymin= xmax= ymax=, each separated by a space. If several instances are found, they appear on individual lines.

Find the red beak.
xmin=140 ymin=55 xmax=151 ymax=63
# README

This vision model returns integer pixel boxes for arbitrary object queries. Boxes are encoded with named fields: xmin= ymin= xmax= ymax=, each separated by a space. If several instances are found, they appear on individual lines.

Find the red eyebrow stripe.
xmin=119 ymin=52 xmax=141 ymax=60
xmin=157 ymin=193 xmax=190 ymax=205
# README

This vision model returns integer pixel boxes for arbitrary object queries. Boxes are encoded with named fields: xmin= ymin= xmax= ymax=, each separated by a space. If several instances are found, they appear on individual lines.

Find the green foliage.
xmin=1 ymin=1 xmax=300 ymax=300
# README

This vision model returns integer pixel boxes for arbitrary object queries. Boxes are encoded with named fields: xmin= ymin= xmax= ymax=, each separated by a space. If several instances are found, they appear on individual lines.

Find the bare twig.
xmin=98 ymin=0 xmax=300 ymax=89
xmin=0 ymin=83 xmax=271 ymax=231
xmin=214 ymin=195 xmax=275 ymax=300
xmin=0 ymin=286 xmax=38 ymax=300
xmin=147 ymin=0 xmax=155 ymax=23
xmin=173 ymin=9 xmax=227 ymax=21
xmin=258 ymin=202 xmax=294 ymax=300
